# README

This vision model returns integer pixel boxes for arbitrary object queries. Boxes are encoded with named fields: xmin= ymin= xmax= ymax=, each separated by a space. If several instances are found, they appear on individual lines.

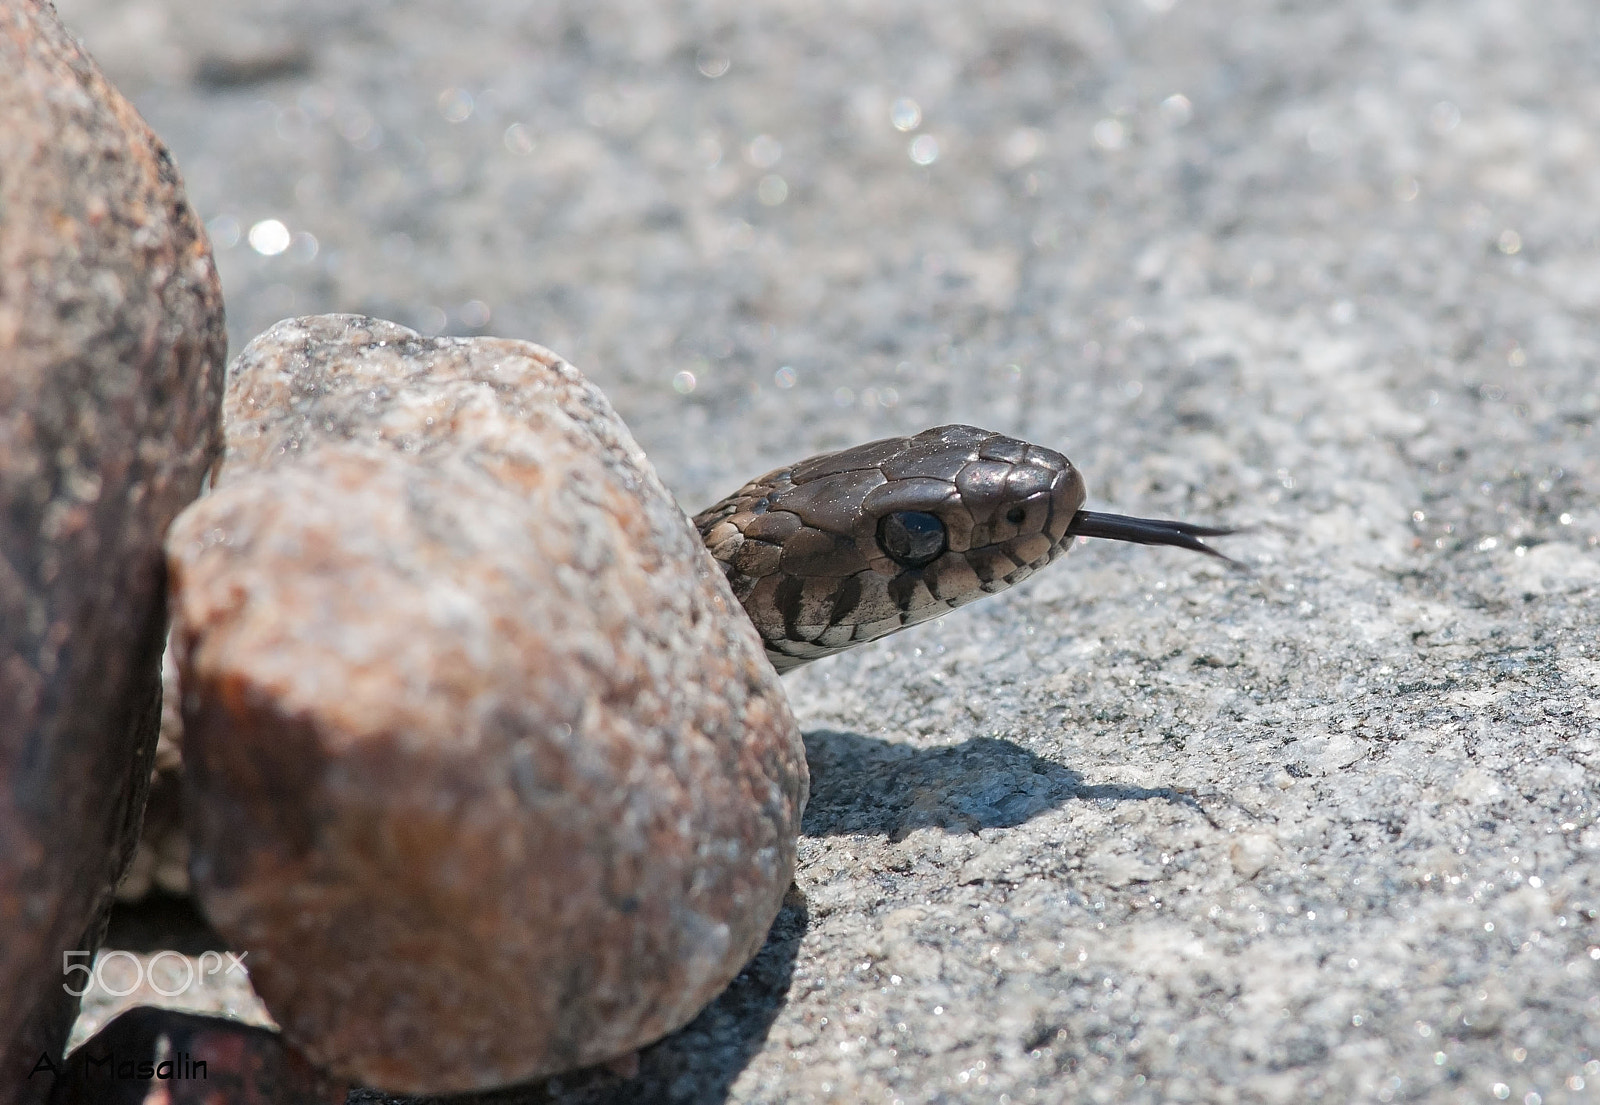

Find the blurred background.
xmin=51 ymin=0 xmax=1597 ymax=519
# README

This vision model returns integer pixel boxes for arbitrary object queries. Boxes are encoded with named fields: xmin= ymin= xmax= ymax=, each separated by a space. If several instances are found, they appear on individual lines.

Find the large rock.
xmin=0 ymin=0 xmax=225 ymax=1087
xmin=165 ymin=315 xmax=807 ymax=1093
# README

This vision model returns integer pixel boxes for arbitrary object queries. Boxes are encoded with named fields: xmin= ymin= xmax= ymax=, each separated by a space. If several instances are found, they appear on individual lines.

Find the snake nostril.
xmin=1005 ymin=504 xmax=1027 ymax=526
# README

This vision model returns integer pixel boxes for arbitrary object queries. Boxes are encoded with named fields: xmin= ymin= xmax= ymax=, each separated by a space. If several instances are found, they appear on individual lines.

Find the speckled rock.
xmin=164 ymin=315 xmax=806 ymax=1093
xmin=0 ymin=0 xmax=224 ymax=1086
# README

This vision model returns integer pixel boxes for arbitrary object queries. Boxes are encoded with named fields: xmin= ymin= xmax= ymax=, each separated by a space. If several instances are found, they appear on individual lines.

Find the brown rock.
xmin=116 ymin=644 xmax=190 ymax=903
xmin=165 ymin=315 xmax=806 ymax=1093
xmin=0 ymin=0 xmax=226 ymax=1085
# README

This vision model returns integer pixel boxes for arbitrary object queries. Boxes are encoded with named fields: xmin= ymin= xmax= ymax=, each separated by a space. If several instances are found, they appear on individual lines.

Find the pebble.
xmin=164 ymin=315 xmax=807 ymax=1093
xmin=0 ymin=0 xmax=224 ymax=1087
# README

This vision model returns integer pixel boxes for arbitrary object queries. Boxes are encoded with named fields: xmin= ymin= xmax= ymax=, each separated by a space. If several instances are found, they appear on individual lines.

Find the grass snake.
xmin=695 ymin=424 xmax=1235 ymax=672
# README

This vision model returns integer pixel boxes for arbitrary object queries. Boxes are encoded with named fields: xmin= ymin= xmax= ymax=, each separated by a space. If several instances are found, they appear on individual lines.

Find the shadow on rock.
xmin=801 ymin=730 xmax=1196 ymax=840
xmin=348 ymin=889 xmax=809 ymax=1105
xmin=344 ymin=733 xmax=1176 ymax=1105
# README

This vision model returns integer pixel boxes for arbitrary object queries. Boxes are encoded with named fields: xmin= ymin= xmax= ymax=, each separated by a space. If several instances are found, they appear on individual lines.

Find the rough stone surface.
xmin=113 ymin=650 xmax=190 ymax=903
xmin=163 ymin=315 xmax=806 ymax=1093
xmin=0 ymin=0 xmax=225 ymax=1088
xmin=52 ymin=0 xmax=1600 ymax=1101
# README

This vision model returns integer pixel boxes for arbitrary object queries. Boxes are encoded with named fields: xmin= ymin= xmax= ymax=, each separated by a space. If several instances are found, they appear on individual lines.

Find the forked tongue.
xmin=1065 ymin=510 xmax=1245 ymax=569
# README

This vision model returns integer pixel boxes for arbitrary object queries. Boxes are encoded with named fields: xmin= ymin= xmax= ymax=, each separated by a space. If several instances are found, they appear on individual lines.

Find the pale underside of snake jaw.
xmin=694 ymin=424 xmax=1087 ymax=672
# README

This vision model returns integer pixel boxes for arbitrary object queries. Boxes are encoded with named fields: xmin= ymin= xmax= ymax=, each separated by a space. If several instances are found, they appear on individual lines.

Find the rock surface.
xmin=53 ymin=0 xmax=1600 ymax=1101
xmin=113 ymin=651 xmax=191 ymax=904
xmin=164 ymin=316 xmax=806 ymax=1092
xmin=0 ymin=0 xmax=224 ymax=1087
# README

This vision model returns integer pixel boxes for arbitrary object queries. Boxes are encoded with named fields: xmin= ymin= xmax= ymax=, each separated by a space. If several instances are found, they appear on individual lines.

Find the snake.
xmin=694 ymin=423 xmax=1235 ymax=671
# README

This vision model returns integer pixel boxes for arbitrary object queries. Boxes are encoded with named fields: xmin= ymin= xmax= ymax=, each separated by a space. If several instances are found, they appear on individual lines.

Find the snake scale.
xmin=695 ymin=423 xmax=1235 ymax=670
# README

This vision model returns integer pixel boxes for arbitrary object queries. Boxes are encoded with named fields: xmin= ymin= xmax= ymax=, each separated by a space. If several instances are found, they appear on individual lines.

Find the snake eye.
xmin=1005 ymin=504 xmax=1027 ymax=526
xmin=877 ymin=510 xmax=947 ymax=568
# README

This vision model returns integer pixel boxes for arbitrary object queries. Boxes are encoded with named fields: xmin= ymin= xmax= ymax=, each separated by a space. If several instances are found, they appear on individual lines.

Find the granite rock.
xmin=0 ymin=0 xmax=224 ymax=1087
xmin=164 ymin=316 xmax=806 ymax=1093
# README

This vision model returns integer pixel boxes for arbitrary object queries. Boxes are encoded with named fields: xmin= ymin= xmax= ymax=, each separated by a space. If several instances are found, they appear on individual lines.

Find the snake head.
xmin=696 ymin=424 xmax=1236 ymax=672
xmin=695 ymin=424 xmax=1240 ymax=670
xmin=696 ymin=425 xmax=1090 ymax=670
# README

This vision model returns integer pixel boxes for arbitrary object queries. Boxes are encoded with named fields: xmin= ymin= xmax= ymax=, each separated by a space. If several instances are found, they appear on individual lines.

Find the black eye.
xmin=877 ymin=510 xmax=947 ymax=568
xmin=1005 ymin=504 xmax=1027 ymax=526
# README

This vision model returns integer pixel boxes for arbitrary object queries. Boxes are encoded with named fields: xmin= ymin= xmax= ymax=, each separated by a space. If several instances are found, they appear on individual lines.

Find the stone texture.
xmin=0 ymin=0 xmax=225 ymax=1088
xmin=164 ymin=316 xmax=806 ymax=1093
xmin=116 ymin=646 xmax=191 ymax=903
xmin=50 ymin=0 xmax=1600 ymax=1101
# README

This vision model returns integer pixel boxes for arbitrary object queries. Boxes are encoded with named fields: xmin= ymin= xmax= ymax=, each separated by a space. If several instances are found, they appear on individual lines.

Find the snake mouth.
xmin=885 ymin=452 xmax=1085 ymax=607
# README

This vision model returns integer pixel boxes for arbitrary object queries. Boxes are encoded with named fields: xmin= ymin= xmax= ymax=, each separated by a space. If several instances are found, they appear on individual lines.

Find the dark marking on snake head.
xmin=828 ymin=571 xmax=864 ymax=628
xmin=886 ymin=569 xmax=931 ymax=614
xmin=775 ymin=574 xmax=806 ymax=643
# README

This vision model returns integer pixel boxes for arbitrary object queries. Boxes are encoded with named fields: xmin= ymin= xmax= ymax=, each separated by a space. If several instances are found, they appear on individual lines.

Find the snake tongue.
xmin=1065 ymin=510 xmax=1245 ymax=568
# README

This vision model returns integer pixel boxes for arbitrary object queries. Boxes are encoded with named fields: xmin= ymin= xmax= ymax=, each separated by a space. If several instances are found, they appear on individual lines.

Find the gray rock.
xmin=165 ymin=316 xmax=805 ymax=1093
xmin=0 ymin=0 xmax=224 ymax=1086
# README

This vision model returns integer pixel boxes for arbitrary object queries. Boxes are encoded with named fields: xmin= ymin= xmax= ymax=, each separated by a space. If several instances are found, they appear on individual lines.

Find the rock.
xmin=164 ymin=315 xmax=807 ymax=1093
xmin=116 ymin=643 xmax=191 ymax=903
xmin=1502 ymin=541 xmax=1600 ymax=597
xmin=0 ymin=0 xmax=225 ymax=1084
xmin=1228 ymin=833 xmax=1283 ymax=880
